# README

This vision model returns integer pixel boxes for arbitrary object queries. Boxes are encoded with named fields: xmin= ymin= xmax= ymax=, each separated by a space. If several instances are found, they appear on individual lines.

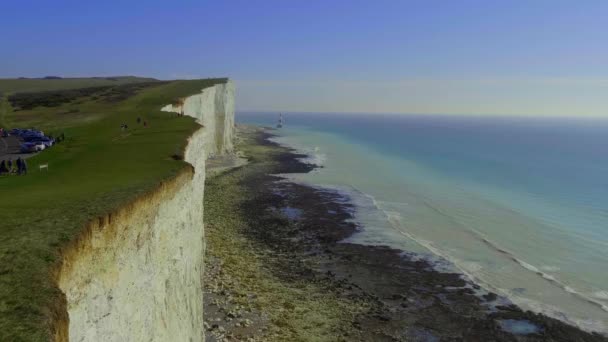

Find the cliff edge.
xmin=55 ymin=81 xmax=235 ymax=341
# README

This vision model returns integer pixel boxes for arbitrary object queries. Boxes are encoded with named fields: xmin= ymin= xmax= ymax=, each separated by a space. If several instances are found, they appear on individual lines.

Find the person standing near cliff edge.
xmin=16 ymin=157 xmax=22 ymax=175
xmin=0 ymin=160 xmax=7 ymax=175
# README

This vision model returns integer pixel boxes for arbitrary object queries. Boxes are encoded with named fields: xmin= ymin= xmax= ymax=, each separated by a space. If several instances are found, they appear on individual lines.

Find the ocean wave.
xmin=482 ymin=237 xmax=608 ymax=314
xmin=339 ymin=186 xmax=608 ymax=334
xmin=411 ymin=196 xmax=608 ymax=315
xmin=497 ymin=291 xmax=608 ymax=334
xmin=540 ymin=265 xmax=561 ymax=272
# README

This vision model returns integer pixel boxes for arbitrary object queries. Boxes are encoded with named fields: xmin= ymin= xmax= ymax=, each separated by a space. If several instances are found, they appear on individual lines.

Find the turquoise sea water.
xmin=238 ymin=112 xmax=608 ymax=333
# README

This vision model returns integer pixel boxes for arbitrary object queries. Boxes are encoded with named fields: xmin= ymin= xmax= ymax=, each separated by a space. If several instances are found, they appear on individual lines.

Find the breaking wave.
xmin=268 ymin=136 xmax=327 ymax=167
xmin=343 ymin=187 xmax=608 ymax=333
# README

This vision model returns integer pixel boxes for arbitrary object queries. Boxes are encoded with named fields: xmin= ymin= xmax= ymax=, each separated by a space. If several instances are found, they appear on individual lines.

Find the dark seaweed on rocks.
xmin=205 ymin=127 xmax=607 ymax=342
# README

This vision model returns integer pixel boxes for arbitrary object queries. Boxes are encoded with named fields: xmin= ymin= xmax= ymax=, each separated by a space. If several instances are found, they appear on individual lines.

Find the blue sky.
xmin=1 ymin=0 xmax=607 ymax=116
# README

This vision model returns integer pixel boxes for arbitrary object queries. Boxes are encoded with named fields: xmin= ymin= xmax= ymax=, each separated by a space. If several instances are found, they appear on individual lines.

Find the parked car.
xmin=23 ymin=136 xmax=39 ymax=142
xmin=24 ymin=136 xmax=53 ymax=144
xmin=21 ymin=131 xmax=44 ymax=138
xmin=33 ymin=137 xmax=54 ymax=148
xmin=20 ymin=142 xmax=37 ymax=153
xmin=32 ymin=142 xmax=46 ymax=151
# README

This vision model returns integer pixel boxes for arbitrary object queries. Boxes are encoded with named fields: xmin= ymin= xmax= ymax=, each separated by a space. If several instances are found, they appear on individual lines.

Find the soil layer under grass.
xmin=203 ymin=125 xmax=608 ymax=342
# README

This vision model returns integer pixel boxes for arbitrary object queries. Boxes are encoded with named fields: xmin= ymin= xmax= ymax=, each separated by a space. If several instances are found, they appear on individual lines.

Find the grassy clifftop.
xmin=0 ymin=77 xmax=228 ymax=341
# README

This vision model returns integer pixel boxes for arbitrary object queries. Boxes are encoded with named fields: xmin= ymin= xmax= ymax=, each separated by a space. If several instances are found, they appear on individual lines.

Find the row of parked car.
xmin=9 ymin=129 xmax=56 ymax=153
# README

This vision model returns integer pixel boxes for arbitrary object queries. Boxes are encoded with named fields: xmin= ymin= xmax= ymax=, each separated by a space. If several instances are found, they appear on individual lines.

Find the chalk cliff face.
xmin=161 ymin=81 xmax=235 ymax=156
xmin=56 ymin=81 xmax=235 ymax=342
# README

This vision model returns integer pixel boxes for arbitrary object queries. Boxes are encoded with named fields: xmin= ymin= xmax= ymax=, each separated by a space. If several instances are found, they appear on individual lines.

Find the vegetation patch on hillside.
xmin=8 ymin=82 xmax=165 ymax=111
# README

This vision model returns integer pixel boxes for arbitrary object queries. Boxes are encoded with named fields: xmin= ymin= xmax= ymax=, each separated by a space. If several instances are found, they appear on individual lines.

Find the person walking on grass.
xmin=22 ymin=158 xmax=28 ymax=175
xmin=7 ymin=158 xmax=13 ymax=174
xmin=0 ymin=160 xmax=7 ymax=175
xmin=16 ymin=157 xmax=23 ymax=175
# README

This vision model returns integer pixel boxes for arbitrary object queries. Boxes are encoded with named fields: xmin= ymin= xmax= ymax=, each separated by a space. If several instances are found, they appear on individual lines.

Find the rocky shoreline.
xmin=203 ymin=126 xmax=607 ymax=341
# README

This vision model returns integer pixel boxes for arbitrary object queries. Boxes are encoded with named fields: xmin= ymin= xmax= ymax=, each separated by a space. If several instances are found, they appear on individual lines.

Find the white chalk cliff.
xmin=56 ymin=81 xmax=235 ymax=342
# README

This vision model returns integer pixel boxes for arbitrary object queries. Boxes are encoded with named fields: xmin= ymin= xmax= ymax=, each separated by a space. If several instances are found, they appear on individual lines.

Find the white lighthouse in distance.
xmin=277 ymin=113 xmax=284 ymax=128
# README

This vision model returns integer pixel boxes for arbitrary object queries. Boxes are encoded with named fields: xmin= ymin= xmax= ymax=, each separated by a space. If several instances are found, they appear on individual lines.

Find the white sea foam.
xmin=269 ymin=135 xmax=327 ymax=167
xmin=344 ymin=187 xmax=608 ymax=333
xmin=541 ymin=265 xmax=561 ymax=272
xmin=459 ymin=261 xmax=483 ymax=273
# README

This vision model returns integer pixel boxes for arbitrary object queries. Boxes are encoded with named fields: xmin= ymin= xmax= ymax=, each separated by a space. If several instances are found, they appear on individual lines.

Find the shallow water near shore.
xmin=238 ymin=112 xmax=608 ymax=334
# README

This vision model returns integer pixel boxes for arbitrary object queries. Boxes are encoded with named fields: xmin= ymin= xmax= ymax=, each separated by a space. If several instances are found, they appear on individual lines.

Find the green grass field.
xmin=0 ymin=76 xmax=157 ymax=129
xmin=0 ymin=77 xmax=227 ymax=341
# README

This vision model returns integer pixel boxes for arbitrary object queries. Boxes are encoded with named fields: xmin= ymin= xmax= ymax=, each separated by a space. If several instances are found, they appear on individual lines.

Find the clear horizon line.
xmin=236 ymin=109 xmax=608 ymax=120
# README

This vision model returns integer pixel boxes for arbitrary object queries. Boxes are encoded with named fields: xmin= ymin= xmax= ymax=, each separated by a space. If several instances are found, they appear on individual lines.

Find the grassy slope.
xmin=0 ymin=78 xmax=226 ymax=341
